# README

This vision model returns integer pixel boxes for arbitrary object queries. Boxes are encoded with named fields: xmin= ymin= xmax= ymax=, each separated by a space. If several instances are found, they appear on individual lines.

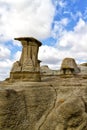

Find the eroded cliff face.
xmin=0 ymin=89 xmax=29 ymax=130
xmin=0 ymin=37 xmax=87 ymax=130
xmin=0 ymin=74 xmax=87 ymax=130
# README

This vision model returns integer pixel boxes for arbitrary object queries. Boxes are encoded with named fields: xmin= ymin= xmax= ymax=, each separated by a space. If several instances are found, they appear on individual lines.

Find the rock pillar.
xmin=10 ymin=37 xmax=42 ymax=82
xmin=60 ymin=57 xmax=80 ymax=75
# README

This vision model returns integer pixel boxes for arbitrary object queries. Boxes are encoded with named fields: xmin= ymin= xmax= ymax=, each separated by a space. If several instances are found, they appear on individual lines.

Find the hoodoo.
xmin=10 ymin=37 xmax=42 ymax=81
xmin=60 ymin=57 xmax=80 ymax=74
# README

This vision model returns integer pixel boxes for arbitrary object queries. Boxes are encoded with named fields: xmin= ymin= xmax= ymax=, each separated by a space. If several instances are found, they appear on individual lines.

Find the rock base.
xmin=10 ymin=71 xmax=41 ymax=82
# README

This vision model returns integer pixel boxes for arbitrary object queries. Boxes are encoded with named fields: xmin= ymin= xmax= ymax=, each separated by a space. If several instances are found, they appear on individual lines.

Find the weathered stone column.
xmin=20 ymin=40 xmax=28 ymax=66
xmin=10 ymin=37 xmax=42 ymax=82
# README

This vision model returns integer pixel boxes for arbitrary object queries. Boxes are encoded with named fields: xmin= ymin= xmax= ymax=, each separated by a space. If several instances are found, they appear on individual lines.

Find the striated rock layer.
xmin=0 ymin=73 xmax=87 ymax=130
xmin=0 ymin=36 xmax=87 ymax=130
xmin=10 ymin=37 xmax=42 ymax=82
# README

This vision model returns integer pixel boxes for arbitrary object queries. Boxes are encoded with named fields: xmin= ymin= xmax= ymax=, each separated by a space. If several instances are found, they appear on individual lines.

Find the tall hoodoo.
xmin=10 ymin=37 xmax=42 ymax=81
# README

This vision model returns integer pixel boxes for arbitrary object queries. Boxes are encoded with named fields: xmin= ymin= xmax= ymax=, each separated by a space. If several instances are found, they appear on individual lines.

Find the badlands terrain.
xmin=0 ymin=37 xmax=87 ymax=130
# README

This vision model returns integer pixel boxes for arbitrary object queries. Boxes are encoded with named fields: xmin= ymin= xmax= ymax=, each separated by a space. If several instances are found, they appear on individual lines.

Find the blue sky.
xmin=0 ymin=0 xmax=87 ymax=80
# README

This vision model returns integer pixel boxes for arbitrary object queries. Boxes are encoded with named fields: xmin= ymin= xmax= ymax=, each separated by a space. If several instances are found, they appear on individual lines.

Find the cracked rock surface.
xmin=0 ymin=74 xmax=87 ymax=130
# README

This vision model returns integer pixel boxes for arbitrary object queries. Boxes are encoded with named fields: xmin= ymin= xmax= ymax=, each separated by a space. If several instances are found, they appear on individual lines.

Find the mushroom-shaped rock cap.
xmin=14 ymin=37 xmax=42 ymax=46
xmin=61 ymin=58 xmax=78 ymax=69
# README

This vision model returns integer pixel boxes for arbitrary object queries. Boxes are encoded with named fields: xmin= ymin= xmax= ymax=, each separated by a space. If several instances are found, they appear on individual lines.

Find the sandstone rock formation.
xmin=38 ymin=95 xmax=87 ymax=130
xmin=79 ymin=63 xmax=87 ymax=75
xmin=60 ymin=57 xmax=80 ymax=74
xmin=10 ymin=37 xmax=42 ymax=82
xmin=40 ymin=65 xmax=60 ymax=76
xmin=1 ymin=73 xmax=87 ymax=130
xmin=0 ymin=38 xmax=87 ymax=130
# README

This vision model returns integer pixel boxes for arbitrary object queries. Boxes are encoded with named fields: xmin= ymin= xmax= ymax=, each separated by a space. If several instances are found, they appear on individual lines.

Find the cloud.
xmin=58 ymin=18 xmax=87 ymax=53
xmin=58 ymin=0 xmax=67 ymax=7
xmin=39 ymin=45 xmax=59 ymax=64
xmin=14 ymin=51 xmax=21 ymax=61
xmin=38 ymin=18 xmax=87 ymax=70
xmin=52 ymin=18 xmax=69 ymax=38
xmin=0 ymin=59 xmax=13 ymax=81
xmin=0 ymin=50 xmax=22 ymax=81
xmin=56 ymin=19 xmax=87 ymax=62
xmin=39 ymin=45 xmax=62 ymax=70
xmin=70 ymin=11 xmax=82 ymax=21
xmin=0 ymin=0 xmax=55 ymax=40
xmin=0 ymin=45 xmax=11 ymax=59
xmin=59 ymin=18 xmax=87 ymax=58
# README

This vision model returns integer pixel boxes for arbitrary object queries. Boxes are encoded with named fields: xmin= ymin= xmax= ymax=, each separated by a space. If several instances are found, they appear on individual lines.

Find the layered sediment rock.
xmin=0 ymin=38 xmax=87 ymax=130
xmin=10 ymin=37 xmax=42 ymax=82
xmin=0 ymin=74 xmax=87 ymax=130
xmin=40 ymin=65 xmax=60 ymax=76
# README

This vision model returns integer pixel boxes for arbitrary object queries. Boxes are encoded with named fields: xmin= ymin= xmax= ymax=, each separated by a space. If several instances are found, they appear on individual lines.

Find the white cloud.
xmin=0 ymin=59 xmax=12 ymax=68
xmin=38 ymin=18 xmax=87 ymax=70
xmin=12 ymin=40 xmax=22 ymax=46
xmin=14 ymin=51 xmax=21 ymax=61
xmin=58 ymin=18 xmax=87 ymax=53
xmin=70 ymin=11 xmax=82 ymax=21
xmin=74 ymin=18 xmax=87 ymax=33
xmin=58 ymin=0 xmax=67 ymax=7
xmin=52 ymin=18 xmax=69 ymax=38
xmin=39 ymin=45 xmax=59 ymax=64
xmin=0 ymin=50 xmax=22 ymax=81
xmin=60 ymin=18 xmax=69 ymax=26
xmin=39 ymin=45 xmax=61 ymax=70
xmin=0 ymin=0 xmax=55 ymax=40
xmin=57 ymin=18 xmax=87 ymax=61
xmin=52 ymin=0 xmax=67 ymax=7
xmin=0 ymin=59 xmax=13 ymax=81
xmin=0 ymin=45 xmax=11 ymax=59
